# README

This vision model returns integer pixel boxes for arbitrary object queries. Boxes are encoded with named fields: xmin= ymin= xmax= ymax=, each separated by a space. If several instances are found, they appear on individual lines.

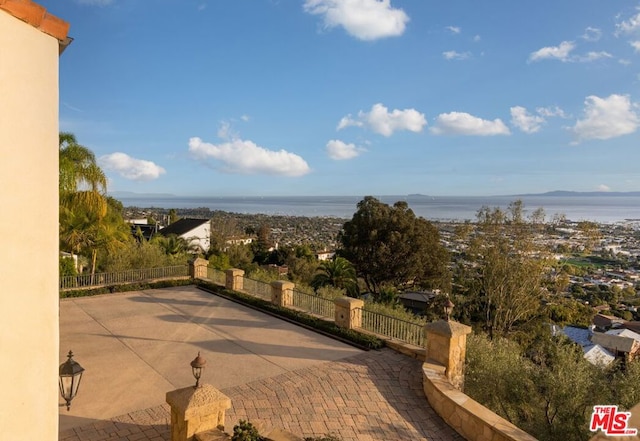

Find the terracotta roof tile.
xmin=0 ymin=0 xmax=69 ymax=43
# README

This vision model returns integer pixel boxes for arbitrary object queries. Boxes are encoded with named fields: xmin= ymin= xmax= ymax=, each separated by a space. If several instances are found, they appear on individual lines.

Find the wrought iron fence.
xmin=60 ymin=265 xmax=189 ymax=290
xmin=360 ymin=308 xmax=425 ymax=347
xmin=292 ymin=289 xmax=335 ymax=319
xmin=207 ymin=267 xmax=227 ymax=286
xmin=242 ymin=277 xmax=272 ymax=300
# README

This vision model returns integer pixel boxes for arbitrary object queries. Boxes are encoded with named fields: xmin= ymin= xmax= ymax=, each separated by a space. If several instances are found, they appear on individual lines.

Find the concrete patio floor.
xmin=58 ymin=286 xmax=462 ymax=440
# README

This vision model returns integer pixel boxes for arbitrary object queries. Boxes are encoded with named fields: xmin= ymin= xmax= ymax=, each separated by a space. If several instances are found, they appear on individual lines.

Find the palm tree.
xmin=59 ymin=132 xmax=107 ymax=217
xmin=152 ymin=234 xmax=191 ymax=256
xmin=311 ymin=256 xmax=359 ymax=297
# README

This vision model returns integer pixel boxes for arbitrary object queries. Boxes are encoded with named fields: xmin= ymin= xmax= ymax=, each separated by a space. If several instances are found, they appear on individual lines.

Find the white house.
xmin=157 ymin=218 xmax=211 ymax=252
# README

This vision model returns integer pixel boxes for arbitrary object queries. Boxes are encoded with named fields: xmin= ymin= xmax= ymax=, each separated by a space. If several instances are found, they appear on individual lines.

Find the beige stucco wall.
xmin=0 ymin=8 xmax=60 ymax=440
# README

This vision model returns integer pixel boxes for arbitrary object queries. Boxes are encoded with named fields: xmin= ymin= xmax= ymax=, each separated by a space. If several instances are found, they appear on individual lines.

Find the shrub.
xmin=231 ymin=420 xmax=264 ymax=441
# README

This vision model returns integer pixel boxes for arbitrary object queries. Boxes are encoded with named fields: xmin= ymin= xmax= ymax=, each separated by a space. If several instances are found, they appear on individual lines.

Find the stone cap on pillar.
xmin=335 ymin=297 xmax=364 ymax=308
xmin=166 ymin=384 xmax=231 ymax=420
xmin=424 ymin=320 xmax=472 ymax=338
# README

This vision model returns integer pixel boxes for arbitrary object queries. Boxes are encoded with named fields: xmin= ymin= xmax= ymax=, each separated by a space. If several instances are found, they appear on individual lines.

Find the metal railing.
xmin=207 ymin=267 xmax=227 ymax=286
xmin=242 ymin=277 xmax=272 ymax=300
xmin=60 ymin=265 xmax=189 ymax=290
xmin=292 ymin=289 xmax=335 ymax=319
xmin=360 ymin=308 xmax=425 ymax=347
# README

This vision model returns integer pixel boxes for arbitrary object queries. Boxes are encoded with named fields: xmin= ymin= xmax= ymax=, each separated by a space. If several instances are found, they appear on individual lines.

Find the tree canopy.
xmin=339 ymin=196 xmax=450 ymax=296
xmin=456 ymin=201 xmax=551 ymax=337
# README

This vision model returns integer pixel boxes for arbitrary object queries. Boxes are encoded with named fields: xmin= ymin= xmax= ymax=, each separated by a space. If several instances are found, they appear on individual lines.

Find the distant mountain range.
xmin=110 ymin=190 xmax=640 ymax=199
xmin=514 ymin=191 xmax=640 ymax=197
xmin=109 ymin=191 xmax=176 ymax=198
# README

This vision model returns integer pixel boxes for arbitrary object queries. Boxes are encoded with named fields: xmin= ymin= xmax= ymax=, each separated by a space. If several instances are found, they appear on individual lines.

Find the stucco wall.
xmin=0 ymin=8 xmax=60 ymax=440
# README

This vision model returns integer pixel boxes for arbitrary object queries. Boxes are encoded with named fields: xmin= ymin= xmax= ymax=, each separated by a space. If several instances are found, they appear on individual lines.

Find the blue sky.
xmin=42 ymin=0 xmax=640 ymax=196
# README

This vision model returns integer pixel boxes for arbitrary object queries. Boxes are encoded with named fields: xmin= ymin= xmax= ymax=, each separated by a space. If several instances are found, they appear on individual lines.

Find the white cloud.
xmin=336 ymin=115 xmax=363 ymax=130
xmin=597 ymin=184 xmax=611 ymax=192
xmin=575 ymin=51 xmax=612 ymax=62
xmin=571 ymin=94 xmax=640 ymax=143
xmin=326 ymin=139 xmax=364 ymax=160
xmin=217 ymin=120 xmax=240 ymax=141
xmin=473 ymin=35 xmax=481 ymax=42
xmin=443 ymin=50 xmax=471 ymax=60
xmin=536 ymin=106 xmax=567 ymax=118
xmin=240 ymin=114 xmax=250 ymax=122
xmin=337 ymin=103 xmax=427 ymax=136
xmin=431 ymin=112 xmax=510 ymax=136
xmin=303 ymin=0 xmax=409 ymax=41
xmin=99 ymin=153 xmax=166 ymax=181
xmin=188 ymin=137 xmax=311 ymax=177
xmin=581 ymin=27 xmax=602 ymax=42
xmin=446 ymin=26 xmax=461 ymax=34
xmin=528 ymin=41 xmax=575 ymax=62
xmin=510 ymin=106 xmax=545 ymax=134
xmin=631 ymin=41 xmax=640 ymax=52
xmin=616 ymin=11 xmax=640 ymax=35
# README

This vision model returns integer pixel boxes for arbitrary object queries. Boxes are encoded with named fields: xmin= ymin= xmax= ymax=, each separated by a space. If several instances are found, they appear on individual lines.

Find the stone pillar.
xmin=225 ymin=268 xmax=244 ymax=291
xmin=189 ymin=257 xmax=209 ymax=280
xmin=423 ymin=320 xmax=472 ymax=390
xmin=166 ymin=384 xmax=231 ymax=441
xmin=271 ymin=280 xmax=294 ymax=307
xmin=334 ymin=297 xmax=364 ymax=329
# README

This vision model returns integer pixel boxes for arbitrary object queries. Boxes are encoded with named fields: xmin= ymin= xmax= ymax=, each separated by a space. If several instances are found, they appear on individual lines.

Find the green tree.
xmin=152 ymin=234 xmax=191 ymax=256
xmin=59 ymin=132 xmax=107 ymax=217
xmin=311 ymin=257 xmax=359 ymax=297
xmin=460 ymin=202 xmax=550 ymax=337
xmin=339 ymin=196 xmax=449 ymax=297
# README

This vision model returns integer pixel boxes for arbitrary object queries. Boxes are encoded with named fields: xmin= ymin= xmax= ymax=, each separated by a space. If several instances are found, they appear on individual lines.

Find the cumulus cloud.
xmin=616 ymin=10 xmax=640 ymax=36
xmin=571 ymin=94 xmax=640 ymax=143
xmin=597 ymin=184 xmax=611 ymax=192
xmin=303 ymin=0 xmax=409 ymax=41
xmin=443 ymin=50 xmax=471 ymax=60
xmin=188 ymin=137 xmax=310 ymax=177
xmin=631 ymin=41 xmax=640 ymax=52
xmin=536 ymin=106 xmax=567 ymax=118
xmin=528 ymin=41 xmax=575 ymax=62
xmin=510 ymin=106 xmax=545 ymax=134
xmin=337 ymin=103 xmax=427 ymax=136
xmin=99 ymin=153 xmax=166 ymax=181
xmin=581 ymin=27 xmax=602 ymax=42
xmin=326 ymin=139 xmax=364 ymax=160
xmin=431 ymin=112 xmax=510 ymax=136
xmin=446 ymin=26 xmax=461 ymax=34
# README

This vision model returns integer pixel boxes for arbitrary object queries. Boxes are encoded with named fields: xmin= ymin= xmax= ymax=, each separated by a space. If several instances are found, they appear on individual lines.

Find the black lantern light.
xmin=190 ymin=352 xmax=206 ymax=388
xmin=59 ymin=350 xmax=84 ymax=411
xmin=444 ymin=298 xmax=455 ymax=322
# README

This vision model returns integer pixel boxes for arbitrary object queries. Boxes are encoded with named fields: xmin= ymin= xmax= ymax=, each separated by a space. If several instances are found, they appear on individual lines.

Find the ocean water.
xmin=118 ymin=195 xmax=640 ymax=224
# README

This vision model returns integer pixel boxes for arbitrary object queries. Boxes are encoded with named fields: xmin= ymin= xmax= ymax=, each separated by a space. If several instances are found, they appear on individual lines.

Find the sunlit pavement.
xmin=58 ymin=286 xmax=461 ymax=441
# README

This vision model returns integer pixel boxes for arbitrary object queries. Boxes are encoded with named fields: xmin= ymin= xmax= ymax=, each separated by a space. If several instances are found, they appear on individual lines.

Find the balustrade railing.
xmin=207 ymin=267 xmax=227 ymax=286
xmin=60 ymin=265 xmax=189 ymax=290
xmin=242 ymin=277 xmax=272 ymax=300
xmin=292 ymin=289 xmax=335 ymax=319
xmin=360 ymin=308 xmax=424 ymax=347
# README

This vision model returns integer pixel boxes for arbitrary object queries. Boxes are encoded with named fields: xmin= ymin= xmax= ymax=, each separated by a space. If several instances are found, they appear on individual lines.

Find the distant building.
xmin=157 ymin=218 xmax=211 ymax=252
xmin=398 ymin=291 xmax=438 ymax=316
xmin=557 ymin=326 xmax=615 ymax=367
xmin=591 ymin=330 xmax=640 ymax=361
xmin=316 ymin=250 xmax=335 ymax=261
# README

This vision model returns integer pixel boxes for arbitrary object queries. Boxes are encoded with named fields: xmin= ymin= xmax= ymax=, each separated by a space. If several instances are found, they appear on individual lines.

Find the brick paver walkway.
xmin=59 ymin=349 xmax=462 ymax=441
